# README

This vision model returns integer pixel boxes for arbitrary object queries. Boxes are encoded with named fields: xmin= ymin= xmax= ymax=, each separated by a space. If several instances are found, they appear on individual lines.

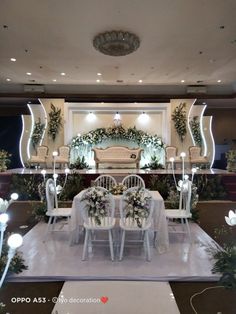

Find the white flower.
xmin=0 ymin=198 xmax=9 ymax=212
xmin=225 ymin=210 xmax=236 ymax=226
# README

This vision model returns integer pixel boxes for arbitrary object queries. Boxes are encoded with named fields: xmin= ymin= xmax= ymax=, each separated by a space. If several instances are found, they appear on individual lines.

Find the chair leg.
xmin=46 ymin=216 xmax=53 ymax=236
xmin=108 ymin=230 xmax=114 ymax=261
xmin=119 ymin=230 xmax=125 ymax=261
xmin=181 ymin=218 xmax=185 ymax=231
xmin=153 ymin=231 xmax=157 ymax=247
xmin=145 ymin=231 xmax=151 ymax=261
xmin=185 ymin=219 xmax=192 ymax=243
xmin=82 ymin=229 xmax=89 ymax=261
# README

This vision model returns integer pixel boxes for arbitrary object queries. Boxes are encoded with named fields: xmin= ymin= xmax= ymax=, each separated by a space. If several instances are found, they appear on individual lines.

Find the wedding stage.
xmin=9 ymin=221 xmax=219 ymax=282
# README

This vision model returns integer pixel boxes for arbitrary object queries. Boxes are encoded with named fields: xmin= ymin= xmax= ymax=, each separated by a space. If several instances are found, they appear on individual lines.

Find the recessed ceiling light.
xmin=52 ymin=79 xmax=57 ymax=82
xmin=26 ymin=72 xmax=32 ymax=76
xmin=217 ymin=79 xmax=221 ymax=83
xmin=96 ymin=79 xmax=100 ymax=83
xmin=60 ymin=72 xmax=66 ymax=76
xmin=10 ymin=58 xmax=16 ymax=62
xmin=97 ymin=72 xmax=102 ymax=76
xmin=181 ymin=80 xmax=185 ymax=83
xmin=138 ymin=79 xmax=143 ymax=83
xmin=6 ymin=78 xmax=11 ymax=81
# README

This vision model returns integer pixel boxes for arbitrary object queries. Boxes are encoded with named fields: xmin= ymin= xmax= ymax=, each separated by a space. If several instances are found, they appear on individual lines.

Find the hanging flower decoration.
xmin=171 ymin=102 xmax=187 ymax=142
xmin=31 ymin=118 xmax=45 ymax=149
xmin=123 ymin=188 xmax=152 ymax=228
xmin=190 ymin=116 xmax=202 ymax=146
xmin=71 ymin=125 xmax=164 ymax=150
xmin=81 ymin=187 xmax=110 ymax=225
xmin=48 ymin=103 xmax=62 ymax=141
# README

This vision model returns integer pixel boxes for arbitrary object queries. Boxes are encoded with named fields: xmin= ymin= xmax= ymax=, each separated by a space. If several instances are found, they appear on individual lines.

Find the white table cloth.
xmin=70 ymin=190 xmax=169 ymax=253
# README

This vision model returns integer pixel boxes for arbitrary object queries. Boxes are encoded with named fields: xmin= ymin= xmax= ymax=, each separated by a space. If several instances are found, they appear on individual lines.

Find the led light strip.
xmin=19 ymin=115 xmax=25 ymax=167
xmin=200 ymin=105 xmax=207 ymax=156
xmin=187 ymin=100 xmax=197 ymax=145
xmin=26 ymin=104 xmax=34 ymax=159
xmin=38 ymin=99 xmax=48 ymax=145
xmin=209 ymin=116 xmax=215 ymax=168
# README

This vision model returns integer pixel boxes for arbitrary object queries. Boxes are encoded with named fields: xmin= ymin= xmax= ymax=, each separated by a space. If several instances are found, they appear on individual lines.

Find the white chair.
xmin=165 ymin=178 xmax=192 ymax=242
xmin=122 ymin=174 xmax=145 ymax=189
xmin=94 ymin=175 xmax=117 ymax=190
xmin=54 ymin=146 xmax=70 ymax=168
xmin=189 ymin=146 xmax=209 ymax=168
xmin=45 ymin=178 xmax=72 ymax=237
xmin=80 ymin=187 xmax=116 ymax=261
xmin=28 ymin=145 xmax=48 ymax=168
xmin=119 ymin=187 xmax=154 ymax=261
xmin=165 ymin=146 xmax=181 ymax=169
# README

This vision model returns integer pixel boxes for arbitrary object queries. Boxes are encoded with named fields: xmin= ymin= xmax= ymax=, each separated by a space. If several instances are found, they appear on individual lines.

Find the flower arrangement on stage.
xmin=141 ymin=155 xmax=164 ymax=170
xmin=48 ymin=103 xmax=62 ymax=141
xmin=189 ymin=116 xmax=202 ymax=146
xmin=71 ymin=125 xmax=164 ymax=150
xmin=110 ymin=183 xmax=127 ymax=195
xmin=123 ymin=188 xmax=151 ymax=228
xmin=81 ymin=187 xmax=110 ymax=225
xmin=171 ymin=102 xmax=187 ymax=142
xmin=31 ymin=117 xmax=45 ymax=149
xmin=226 ymin=150 xmax=236 ymax=172
xmin=0 ymin=150 xmax=11 ymax=172
xmin=69 ymin=156 xmax=90 ymax=169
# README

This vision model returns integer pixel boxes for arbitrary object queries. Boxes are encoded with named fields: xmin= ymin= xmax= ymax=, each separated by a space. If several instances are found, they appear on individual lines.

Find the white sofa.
xmin=92 ymin=146 xmax=143 ymax=169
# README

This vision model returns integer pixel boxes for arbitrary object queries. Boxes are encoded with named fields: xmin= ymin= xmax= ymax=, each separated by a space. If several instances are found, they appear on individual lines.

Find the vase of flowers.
xmin=81 ymin=187 xmax=110 ymax=225
xmin=123 ymin=188 xmax=151 ymax=228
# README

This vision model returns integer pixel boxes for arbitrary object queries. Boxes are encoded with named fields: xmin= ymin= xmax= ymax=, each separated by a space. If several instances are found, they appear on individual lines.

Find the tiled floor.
xmin=10 ymin=222 xmax=218 ymax=282
xmin=51 ymin=281 xmax=180 ymax=314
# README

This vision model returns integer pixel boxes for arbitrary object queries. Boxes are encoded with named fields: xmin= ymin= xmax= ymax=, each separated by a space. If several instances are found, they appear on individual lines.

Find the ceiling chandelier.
xmin=93 ymin=30 xmax=140 ymax=56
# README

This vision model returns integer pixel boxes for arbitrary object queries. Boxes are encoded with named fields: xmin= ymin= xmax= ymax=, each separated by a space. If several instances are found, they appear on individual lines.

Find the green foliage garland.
xmin=71 ymin=125 xmax=164 ymax=150
xmin=171 ymin=102 xmax=187 ymax=142
xmin=189 ymin=116 xmax=202 ymax=146
xmin=48 ymin=103 xmax=62 ymax=141
xmin=0 ymin=150 xmax=11 ymax=172
xmin=31 ymin=118 xmax=45 ymax=149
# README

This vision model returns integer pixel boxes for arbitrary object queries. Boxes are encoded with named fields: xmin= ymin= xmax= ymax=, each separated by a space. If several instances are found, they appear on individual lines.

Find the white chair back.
xmin=94 ymin=175 xmax=117 ymax=190
xmin=120 ymin=187 xmax=153 ymax=229
xmin=165 ymin=146 xmax=178 ymax=160
xmin=46 ymin=178 xmax=58 ymax=210
xmin=37 ymin=145 xmax=48 ymax=159
xmin=80 ymin=187 xmax=115 ymax=227
xmin=122 ymin=174 xmax=145 ymax=189
xmin=58 ymin=146 xmax=70 ymax=159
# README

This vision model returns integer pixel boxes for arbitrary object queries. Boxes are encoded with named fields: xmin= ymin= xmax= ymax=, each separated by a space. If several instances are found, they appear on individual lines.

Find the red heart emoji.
xmin=100 ymin=296 xmax=108 ymax=304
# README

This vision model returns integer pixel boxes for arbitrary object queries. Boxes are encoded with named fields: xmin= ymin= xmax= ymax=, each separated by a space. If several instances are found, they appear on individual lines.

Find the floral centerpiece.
xmin=123 ymin=188 xmax=151 ymax=228
xmin=110 ymin=183 xmax=127 ymax=195
xmin=81 ymin=187 xmax=110 ymax=225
